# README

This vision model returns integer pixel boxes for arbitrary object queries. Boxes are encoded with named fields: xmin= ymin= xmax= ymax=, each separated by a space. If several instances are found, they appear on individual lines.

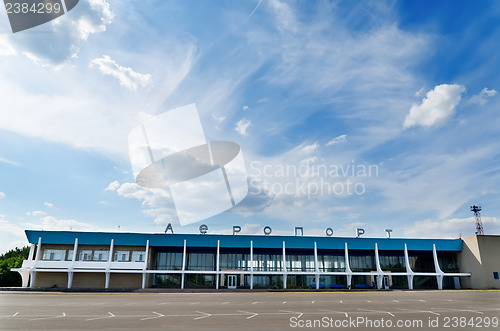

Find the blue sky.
xmin=0 ymin=0 xmax=499 ymax=253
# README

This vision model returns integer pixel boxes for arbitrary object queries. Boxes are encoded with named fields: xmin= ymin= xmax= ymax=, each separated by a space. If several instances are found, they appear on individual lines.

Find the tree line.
xmin=0 ymin=246 xmax=29 ymax=287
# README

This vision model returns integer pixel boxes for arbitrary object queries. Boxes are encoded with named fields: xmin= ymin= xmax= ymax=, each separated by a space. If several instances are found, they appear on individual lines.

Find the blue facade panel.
xmin=25 ymin=230 xmax=463 ymax=252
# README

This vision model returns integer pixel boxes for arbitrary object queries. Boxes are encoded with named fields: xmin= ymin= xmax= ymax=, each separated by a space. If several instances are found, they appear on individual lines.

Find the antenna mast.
xmin=470 ymin=205 xmax=484 ymax=235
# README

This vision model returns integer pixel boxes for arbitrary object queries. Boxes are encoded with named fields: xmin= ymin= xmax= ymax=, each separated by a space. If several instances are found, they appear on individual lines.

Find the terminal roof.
xmin=25 ymin=230 xmax=463 ymax=251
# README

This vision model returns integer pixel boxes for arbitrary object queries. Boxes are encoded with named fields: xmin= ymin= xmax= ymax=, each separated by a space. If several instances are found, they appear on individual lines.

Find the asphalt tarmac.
xmin=0 ymin=290 xmax=499 ymax=330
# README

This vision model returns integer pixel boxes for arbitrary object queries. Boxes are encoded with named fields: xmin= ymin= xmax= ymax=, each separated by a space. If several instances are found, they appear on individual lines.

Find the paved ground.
xmin=0 ymin=290 xmax=499 ymax=330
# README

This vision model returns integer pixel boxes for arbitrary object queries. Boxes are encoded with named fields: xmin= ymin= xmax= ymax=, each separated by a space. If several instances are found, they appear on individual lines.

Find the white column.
xmin=344 ymin=242 xmax=352 ymax=289
xmin=105 ymin=239 xmax=114 ymax=289
xmin=30 ymin=236 xmax=42 ymax=288
xmin=314 ymin=242 xmax=319 ymax=290
xmin=433 ymin=244 xmax=444 ymax=290
xmin=216 ymin=240 xmax=220 ymax=290
xmin=250 ymin=240 xmax=254 ymax=290
xmin=24 ymin=243 xmax=35 ymax=288
xmin=181 ymin=239 xmax=187 ymax=289
xmin=142 ymin=240 xmax=150 ymax=289
xmin=67 ymin=237 xmax=78 ymax=289
xmin=374 ymin=243 xmax=384 ymax=289
xmin=19 ymin=271 xmax=30 ymax=288
xmin=67 ymin=272 xmax=73 ymax=289
xmin=28 ymin=244 xmax=35 ymax=260
xmin=35 ymin=237 xmax=42 ymax=260
xmin=282 ymin=241 xmax=287 ymax=289
xmin=404 ymin=243 xmax=414 ymax=290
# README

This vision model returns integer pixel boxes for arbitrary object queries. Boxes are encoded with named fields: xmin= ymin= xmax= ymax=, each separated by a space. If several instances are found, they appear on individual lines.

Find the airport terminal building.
xmin=12 ymin=230 xmax=500 ymax=290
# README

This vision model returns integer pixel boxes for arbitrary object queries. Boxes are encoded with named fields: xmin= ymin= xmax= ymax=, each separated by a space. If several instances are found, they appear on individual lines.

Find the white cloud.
xmin=267 ymin=0 xmax=298 ymax=33
xmin=142 ymin=207 xmax=175 ymax=226
xmin=235 ymin=119 xmax=252 ymax=136
xmin=330 ymin=206 xmax=353 ymax=212
xmin=0 ymin=217 xmax=26 ymax=254
xmin=29 ymin=216 xmax=98 ymax=231
xmin=469 ymin=87 xmax=497 ymax=106
xmin=76 ymin=0 xmax=114 ymax=41
xmin=105 ymin=180 xmax=120 ymax=191
xmin=0 ymin=157 xmax=21 ymax=167
xmin=22 ymin=51 xmax=62 ymax=69
xmin=414 ymin=87 xmax=425 ymax=97
xmin=0 ymin=39 xmax=196 ymax=161
xmin=27 ymin=210 xmax=47 ymax=217
xmin=0 ymin=35 xmax=16 ymax=56
xmin=0 ymin=192 xmax=5 ymax=199
xmin=9 ymin=215 xmax=118 ymax=238
xmin=116 ymin=182 xmax=170 ymax=206
xmin=403 ymin=84 xmax=466 ymax=129
xmin=403 ymin=216 xmax=500 ymax=239
xmin=219 ymin=223 xmax=261 ymax=235
xmin=232 ymin=139 xmax=367 ymax=222
xmin=11 ymin=0 xmax=113 ymax=64
xmin=44 ymin=202 xmax=55 ymax=208
xmin=481 ymin=88 xmax=497 ymax=97
xmin=242 ymin=2 xmax=431 ymax=154
xmin=301 ymin=143 xmax=319 ymax=154
xmin=369 ymin=140 xmax=500 ymax=225
xmin=22 ymin=52 xmax=45 ymax=66
xmin=211 ymin=113 xmax=226 ymax=123
xmin=113 ymin=182 xmax=177 ymax=224
xmin=326 ymin=134 xmax=347 ymax=146
xmin=22 ymin=215 xmax=121 ymax=233
xmin=251 ymin=16 xmax=429 ymax=101
xmin=90 ymin=55 xmax=153 ymax=90
xmin=242 ymin=105 xmax=249 ymax=111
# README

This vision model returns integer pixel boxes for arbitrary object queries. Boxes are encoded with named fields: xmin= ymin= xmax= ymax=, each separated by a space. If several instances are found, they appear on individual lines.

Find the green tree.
xmin=0 ymin=246 xmax=30 ymax=260
xmin=0 ymin=246 xmax=30 ymax=287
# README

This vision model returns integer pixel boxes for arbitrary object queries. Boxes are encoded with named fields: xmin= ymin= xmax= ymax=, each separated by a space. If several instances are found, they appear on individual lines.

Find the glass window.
xmin=78 ymin=250 xmax=92 ymax=261
xmin=318 ymin=255 xmax=345 ymax=272
xmin=252 ymin=254 xmax=283 ymax=271
xmin=66 ymin=250 xmax=74 ymax=261
xmin=220 ymin=253 xmax=249 ymax=270
xmin=410 ymin=255 xmax=434 ymax=272
xmin=153 ymin=274 xmax=181 ymax=287
xmin=286 ymin=255 xmax=315 ymax=272
xmin=131 ymin=251 xmax=146 ymax=262
xmin=114 ymin=251 xmax=130 ymax=262
xmin=245 ymin=275 xmax=283 ymax=289
xmin=379 ymin=255 xmax=405 ymax=272
xmin=93 ymin=250 xmax=109 ymax=261
xmin=349 ymin=255 xmax=375 ymax=272
xmin=155 ymin=252 xmax=183 ymax=270
xmin=184 ymin=274 xmax=215 ymax=288
xmin=42 ymin=249 xmax=65 ymax=261
xmin=438 ymin=255 xmax=459 ymax=272
xmin=187 ymin=253 xmax=214 ymax=271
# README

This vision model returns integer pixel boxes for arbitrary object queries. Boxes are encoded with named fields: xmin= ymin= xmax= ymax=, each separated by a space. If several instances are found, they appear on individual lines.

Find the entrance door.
xmin=227 ymin=275 xmax=237 ymax=289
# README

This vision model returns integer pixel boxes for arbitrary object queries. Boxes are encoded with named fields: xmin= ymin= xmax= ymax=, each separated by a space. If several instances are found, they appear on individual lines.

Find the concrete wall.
xmin=72 ymin=272 xmax=106 ymax=288
xmin=109 ymin=274 xmax=141 ymax=288
xmin=33 ymin=272 xmax=143 ymax=289
xmin=34 ymin=272 xmax=68 ymax=288
xmin=459 ymin=235 xmax=500 ymax=289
